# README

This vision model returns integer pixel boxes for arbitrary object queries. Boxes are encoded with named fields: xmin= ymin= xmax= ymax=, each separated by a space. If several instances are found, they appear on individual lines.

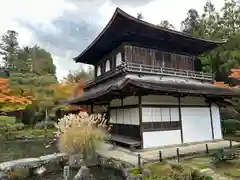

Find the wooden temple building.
xmin=67 ymin=8 xmax=240 ymax=149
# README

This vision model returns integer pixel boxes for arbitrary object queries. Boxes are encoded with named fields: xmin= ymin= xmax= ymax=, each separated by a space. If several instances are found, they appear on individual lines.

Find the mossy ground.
xmin=181 ymin=156 xmax=240 ymax=178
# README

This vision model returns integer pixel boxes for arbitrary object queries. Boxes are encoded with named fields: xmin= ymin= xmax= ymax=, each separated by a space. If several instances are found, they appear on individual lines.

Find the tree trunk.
xmin=44 ymin=108 xmax=48 ymax=148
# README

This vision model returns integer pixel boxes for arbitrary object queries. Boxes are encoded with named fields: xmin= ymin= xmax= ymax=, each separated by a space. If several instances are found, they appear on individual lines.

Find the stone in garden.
xmin=0 ymin=172 xmax=8 ymax=180
xmin=126 ymin=174 xmax=141 ymax=180
xmin=73 ymin=166 xmax=91 ymax=180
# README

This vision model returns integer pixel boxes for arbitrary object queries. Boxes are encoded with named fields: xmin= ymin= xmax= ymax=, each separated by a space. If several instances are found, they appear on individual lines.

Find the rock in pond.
xmin=0 ymin=153 xmax=68 ymax=178
xmin=0 ymin=172 xmax=8 ymax=180
xmin=72 ymin=166 xmax=92 ymax=180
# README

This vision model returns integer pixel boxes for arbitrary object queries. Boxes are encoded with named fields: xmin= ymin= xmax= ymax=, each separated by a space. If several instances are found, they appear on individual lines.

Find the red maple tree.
xmin=0 ymin=78 xmax=32 ymax=112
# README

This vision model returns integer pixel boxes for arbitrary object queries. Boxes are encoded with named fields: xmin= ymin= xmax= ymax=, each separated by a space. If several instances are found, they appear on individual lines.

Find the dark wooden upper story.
xmin=73 ymin=8 xmax=226 ymax=87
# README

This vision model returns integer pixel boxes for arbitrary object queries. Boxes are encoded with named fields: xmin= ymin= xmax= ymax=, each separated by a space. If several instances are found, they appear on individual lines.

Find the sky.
xmin=0 ymin=0 xmax=225 ymax=80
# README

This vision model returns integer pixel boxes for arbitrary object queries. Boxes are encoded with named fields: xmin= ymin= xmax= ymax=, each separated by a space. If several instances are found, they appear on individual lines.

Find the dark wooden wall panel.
xmin=124 ymin=45 xmax=196 ymax=71
xmin=109 ymin=123 xmax=141 ymax=140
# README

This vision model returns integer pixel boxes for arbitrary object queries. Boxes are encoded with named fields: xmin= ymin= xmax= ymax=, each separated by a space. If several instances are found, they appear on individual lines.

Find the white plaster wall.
xmin=181 ymin=107 xmax=212 ymax=143
xmin=109 ymin=108 xmax=139 ymax=125
xmin=143 ymin=130 xmax=182 ymax=148
xmin=142 ymin=95 xmax=178 ymax=105
xmin=211 ymin=104 xmax=222 ymax=140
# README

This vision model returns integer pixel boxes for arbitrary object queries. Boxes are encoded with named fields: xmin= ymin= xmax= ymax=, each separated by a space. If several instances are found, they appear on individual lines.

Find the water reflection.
xmin=0 ymin=140 xmax=124 ymax=180
xmin=0 ymin=140 xmax=57 ymax=163
xmin=24 ymin=167 xmax=124 ymax=180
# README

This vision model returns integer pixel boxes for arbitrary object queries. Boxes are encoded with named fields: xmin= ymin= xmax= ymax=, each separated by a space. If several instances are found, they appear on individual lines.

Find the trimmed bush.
xmin=35 ymin=120 xmax=55 ymax=129
xmin=0 ymin=116 xmax=24 ymax=132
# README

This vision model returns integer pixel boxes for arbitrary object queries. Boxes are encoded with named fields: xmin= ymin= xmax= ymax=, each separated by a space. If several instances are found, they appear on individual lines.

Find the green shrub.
xmin=211 ymin=148 xmax=239 ymax=165
xmin=222 ymin=119 xmax=240 ymax=135
xmin=34 ymin=120 xmax=55 ymax=129
xmin=144 ymin=164 xmax=213 ymax=180
xmin=0 ymin=116 xmax=24 ymax=132
xmin=129 ymin=168 xmax=141 ymax=175
xmin=0 ymin=116 xmax=16 ymax=126
xmin=190 ymin=169 xmax=213 ymax=180
xmin=13 ymin=123 xmax=25 ymax=130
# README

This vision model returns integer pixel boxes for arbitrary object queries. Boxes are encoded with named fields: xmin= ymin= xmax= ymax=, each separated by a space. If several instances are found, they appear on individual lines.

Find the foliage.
xmin=181 ymin=9 xmax=201 ymax=34
xmin=0 ymin=29 xmax=59 ymax=126
xmin=55 ymin=112 xmax=110 ymax=156
xmin=159 ymin=20 xmax=175 ymax=29
xmin=137 ymin=13 xmax=143 ymax=20
xmin=211 ymin=148 xmax=239 ymax=165
xmin=9 ymin=72 xmax=57 ymax=125
xmin=0 ymin=116 xmax=25 ymax=139
xmin=129 ymin=168 xmax=141 ymax=175
xmin=17 ymin=129 xmax=55 ymax=137
xmin=34 ymin=120 xmax=56 ymax=129
xmin=0 ymin=30 xmax=19 ymax=71
xmin=0 ymin=78 xmax=31 ymax=112
xmin=222 ymin=118 xmax=240 ymax=135
xmin=62 ymin=68 xmax=94 ymax=83
xmin=17 ymin=45 xmax=56 ymax=76
xmin=0 ymin=30 xmax=56 ymax=76
xmin=144 ymin=163 xmax=212 ymax=180
xmin=181 ymin=0 xmax=240 ymax=81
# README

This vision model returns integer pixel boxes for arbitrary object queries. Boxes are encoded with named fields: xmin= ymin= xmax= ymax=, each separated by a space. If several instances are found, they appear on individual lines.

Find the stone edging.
xmin=98 ymin=156 xmax=150 ymax=180
xmin=0 ymin=153 xmax=68 ymax=179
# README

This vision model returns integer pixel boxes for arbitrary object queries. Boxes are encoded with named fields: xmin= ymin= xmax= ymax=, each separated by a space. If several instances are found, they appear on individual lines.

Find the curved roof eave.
xmin=73 ymin=7 xmax=227 ymax=63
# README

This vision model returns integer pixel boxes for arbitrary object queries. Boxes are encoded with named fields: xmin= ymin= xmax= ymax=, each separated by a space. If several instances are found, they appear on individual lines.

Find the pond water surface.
xmin=0 ymin=140 xmax=124 ymax=180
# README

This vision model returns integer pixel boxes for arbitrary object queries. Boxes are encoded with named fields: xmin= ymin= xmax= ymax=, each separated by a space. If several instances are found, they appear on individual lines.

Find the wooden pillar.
xmin=138 ymin=96 xmax=143 ymax=149
xmin=209 ymin=102 xmax=215 ymax=140
xmin=107 ymin=103 xmax=110 ymax=122
xmin=90 ymin=104 xmax=93 ymax=114
xmin=178 ymin=96 xmax=184 ymax=143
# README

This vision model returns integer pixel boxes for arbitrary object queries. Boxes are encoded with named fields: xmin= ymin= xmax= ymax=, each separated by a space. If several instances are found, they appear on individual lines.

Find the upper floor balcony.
xmin=85 ymin=61 xmax=213 ymax=89
xmin=124 ymin=62 xmax=213 ymax=81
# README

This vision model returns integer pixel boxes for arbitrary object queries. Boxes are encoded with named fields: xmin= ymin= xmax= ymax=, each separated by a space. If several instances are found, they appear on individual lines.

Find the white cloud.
xmin=0 ymin=0 xmax=225 ymax=80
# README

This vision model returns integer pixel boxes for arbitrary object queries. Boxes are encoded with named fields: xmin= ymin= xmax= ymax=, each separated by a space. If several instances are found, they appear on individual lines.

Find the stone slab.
xmin=97 ymin=140 xmax=240 ymax=165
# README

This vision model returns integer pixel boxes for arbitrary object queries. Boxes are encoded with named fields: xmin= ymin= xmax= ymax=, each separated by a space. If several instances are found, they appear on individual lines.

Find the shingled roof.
xmin=66 ymin=75 xmax=240 ymax=105
xmin=74 ymin=8 xmax=226 ymax=65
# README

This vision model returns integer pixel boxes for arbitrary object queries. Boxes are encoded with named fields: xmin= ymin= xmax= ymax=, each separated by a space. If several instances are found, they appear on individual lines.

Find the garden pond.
xmin=0 ymin=139 xmax=124 ymax=180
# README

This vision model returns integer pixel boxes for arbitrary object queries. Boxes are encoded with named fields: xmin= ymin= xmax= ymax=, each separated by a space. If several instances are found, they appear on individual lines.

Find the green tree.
xmin=201 ymin=0 xmax=222 ymax=38
xmin=181 ymin=0 xmax=240 ymax=80
xmin=220 ymin=0 xmax=240 ymax=37
xmin=0 ymin=30 xmax=19 ymax=71
xmin=137 ymin=13 xmax=143 ymax=20
xmin=63 ymin=67 xmax=94 ymax=83
xmin=18 ymin=45 xmax=56 ymax=76
xmin=181 ymin=9 xmax=201 ymax=34
xmin=159 ymin=20 xmax=175 ymax=29
xmin=9 ymin=73 xmax=57 ymax=126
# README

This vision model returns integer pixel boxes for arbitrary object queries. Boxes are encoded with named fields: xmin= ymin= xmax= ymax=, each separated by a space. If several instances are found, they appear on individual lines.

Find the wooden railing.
xmin=124 ymin=62 xmax=213 ymax=81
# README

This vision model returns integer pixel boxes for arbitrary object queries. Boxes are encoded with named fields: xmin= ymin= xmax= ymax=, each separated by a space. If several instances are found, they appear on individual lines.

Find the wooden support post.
xmin=137 ymin=153 xmax=142 ymax=173
xmin=205 ymin=144 xmax=209 ymax=154
xmin=159 ymin=151 xmax=162 ymax=162
xmin=178 ymin=96 xmax=184 ymax=143
xmin=90 ymin=104 xmax=93 ymax=114
xmin=176 ymin=148 xmax=180 ymax=163
xmin=138 ymin=96 xmax=143 ymax=149
xmin=209 ymin=102 xmax=215 ymax=140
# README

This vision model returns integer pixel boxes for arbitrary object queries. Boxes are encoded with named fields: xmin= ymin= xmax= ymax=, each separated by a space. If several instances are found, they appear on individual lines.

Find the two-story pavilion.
xmin=66 ymin=8 xmax=240 ymax=149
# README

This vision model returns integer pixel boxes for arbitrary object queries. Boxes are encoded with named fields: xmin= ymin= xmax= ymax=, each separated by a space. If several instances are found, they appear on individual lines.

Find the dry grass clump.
xmin=55 ymin=112 xmax=110 ymax=155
